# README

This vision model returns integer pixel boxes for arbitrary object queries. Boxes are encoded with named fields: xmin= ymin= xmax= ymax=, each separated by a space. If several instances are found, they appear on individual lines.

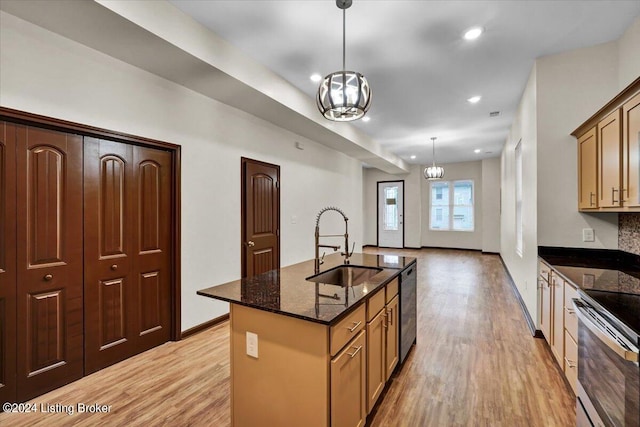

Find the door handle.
xmin=247 ymin=241 xmax=255 ymax=247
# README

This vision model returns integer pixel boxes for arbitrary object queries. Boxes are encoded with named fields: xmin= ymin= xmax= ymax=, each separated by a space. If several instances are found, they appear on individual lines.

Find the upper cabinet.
xmin=622 ymin=92 xmax=640 ymax=208
xmin=572 ymin=77 xmax=640 ymax=212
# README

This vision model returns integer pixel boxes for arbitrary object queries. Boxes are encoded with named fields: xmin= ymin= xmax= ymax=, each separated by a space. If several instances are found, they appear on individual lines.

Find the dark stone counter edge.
xmin=538 ymin=246 xmax=640 ymax=271
xmin=197 ymin=260 xmax=417 ymax=327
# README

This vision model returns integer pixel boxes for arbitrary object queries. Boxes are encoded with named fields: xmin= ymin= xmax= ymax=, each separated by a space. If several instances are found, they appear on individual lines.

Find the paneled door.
xmin=0 ymin=122 xmax=17 ymax=404
xmin=598 ymin=110 xmax=622 ymax=208
xmin=377 ymin=181 xmax=404 ymax=248
xmin=15 ymin=126 xmax=84 ymax=401
xmin=84 ymin=138 xmax=172 ymax=374
xmin=241 ymin=158 xmax=280 ymax=278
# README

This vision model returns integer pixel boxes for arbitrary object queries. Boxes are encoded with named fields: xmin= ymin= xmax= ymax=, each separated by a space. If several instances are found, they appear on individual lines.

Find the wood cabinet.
xmin=622 ymin=92 xmax=640 ymax=207
xmin=578 ymin=127 xmax=598 ymax=209
xmin=598 ymin=110 xmax=622 ymax=208
xmin=539 ymin=260 xmax=552 ymax=344
xmin=539 ymin=258 xmax=580 ymax=395
xmin=573 ymin=78 xmax=640 ymax=212
xmin=550 ymin=272 xmax=565 ymax=365
xmin=331 ymin=330 xmax=367 ymax=427
xmin=366 ymin=280 xmax=399 ymax=413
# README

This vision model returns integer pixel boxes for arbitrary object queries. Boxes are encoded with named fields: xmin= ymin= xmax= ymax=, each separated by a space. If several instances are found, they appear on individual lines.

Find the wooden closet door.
xmin=133 ymin=145 xmax=172 ymax=351
xmin=84 ymin=138 xmax=136 ymax=374
xmin=84 ymin=139 xmax=172 ymax=373
xmin=0 ymin=122 xmax=17 ymax=404
xmin=16 ymin=126 xmax=83 ymax=401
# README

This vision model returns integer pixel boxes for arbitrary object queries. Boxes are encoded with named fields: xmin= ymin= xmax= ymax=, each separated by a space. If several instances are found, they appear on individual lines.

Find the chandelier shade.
xmin=316 ymin=71 xmax=371 ymax=121
xmin=316 ymin=0 xmax=371 ymax=122
xmin=423 ymin=137 xmax=445 ymax=180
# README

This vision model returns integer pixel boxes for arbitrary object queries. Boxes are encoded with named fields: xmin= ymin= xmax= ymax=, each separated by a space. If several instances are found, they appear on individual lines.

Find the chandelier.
xmin=316 ymin=0 xmax=372 ymax=121
xmin=424 ymin=137 xmax=445 ymax=180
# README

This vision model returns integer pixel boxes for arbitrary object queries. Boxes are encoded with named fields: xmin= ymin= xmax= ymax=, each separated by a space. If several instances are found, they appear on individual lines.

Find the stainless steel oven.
xmin=573 ymin=298 xmax=639 ymax=427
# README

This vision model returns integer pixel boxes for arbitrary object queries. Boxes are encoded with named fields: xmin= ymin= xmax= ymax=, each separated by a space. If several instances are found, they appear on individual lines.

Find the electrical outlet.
xmin=246 ymin=331 xmax=258 ymax=358
xmin=582 ymin=228 xmax=595 ymax=242
xmin=291 ymin=215 xmax=298 ymax=225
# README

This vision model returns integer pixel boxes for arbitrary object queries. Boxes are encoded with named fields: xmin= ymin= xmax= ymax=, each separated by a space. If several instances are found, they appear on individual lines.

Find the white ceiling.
xmin=169 ymin=0 xmax=640 ymax=165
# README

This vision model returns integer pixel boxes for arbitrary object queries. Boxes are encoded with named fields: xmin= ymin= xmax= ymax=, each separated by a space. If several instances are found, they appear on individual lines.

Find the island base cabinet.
xmin=230 ymin=304 xmax=329 ymax=427
xmin=366 ymin=309 xmax=386 ymax=413
xmin=385 ymin=295 xmax=399 ymax=379
xmin=331 ymin=330 xmax=367 ymax=427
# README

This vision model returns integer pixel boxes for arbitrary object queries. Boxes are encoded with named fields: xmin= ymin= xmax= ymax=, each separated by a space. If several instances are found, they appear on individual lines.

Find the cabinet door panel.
xmin=0 ymin=122 xmax=17 ymax=404
xmin=598 ymin=110 xmax=622 ymax=207
xmin=16 ymin=126 xmax=83 ymax=401
xmin=623 ymin=92 xmax=640 ymax=207
xmin=551 ymin=274 xmax=565 ymax=366
xmin=540 ymin=276 xmax=552 ymax=345
xmin=385 ymin=296 xmax=399 ymax=379
xmin=366 ymin=310 xmax=385 ymax=413
xmin=331 ymin=330 xmax=366 ymax=427
xmin=578 ymin=127 xmax=598 ymax=209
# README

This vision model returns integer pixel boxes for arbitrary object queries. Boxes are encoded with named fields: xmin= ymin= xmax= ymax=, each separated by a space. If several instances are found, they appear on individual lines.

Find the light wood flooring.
xmin=0 ymin=249 xmax=575 ymax=426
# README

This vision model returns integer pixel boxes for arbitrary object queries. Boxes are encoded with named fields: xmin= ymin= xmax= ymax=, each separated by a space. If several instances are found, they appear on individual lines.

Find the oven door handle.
xmin=572 ymin=299 xmax=639 ymax=364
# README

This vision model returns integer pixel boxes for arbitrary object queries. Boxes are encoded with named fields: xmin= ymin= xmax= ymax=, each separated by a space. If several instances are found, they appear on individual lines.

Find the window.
xmin=383 ymin=186 xmax=399 ymax=231
xmin=515 ymin=140 xmax=523 ymax=256
xmin=429 ymin=180 xmax=474 ymax=231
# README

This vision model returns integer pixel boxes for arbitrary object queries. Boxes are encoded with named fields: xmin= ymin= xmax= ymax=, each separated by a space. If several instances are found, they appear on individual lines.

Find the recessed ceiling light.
xmin=463 ymin=27 xmax=483 ymax=40
xmin=467 ymin=95 xmax=482 ymax=104
xmin=410 ymin=155 xmax=416 ymax=160
xmin=310 ymin=73 xmax=322 ymax=82
xmin=362 ymin=116 xmax=371 ymax=122
xmin=474 ymin=149 xmax=481 ymax=154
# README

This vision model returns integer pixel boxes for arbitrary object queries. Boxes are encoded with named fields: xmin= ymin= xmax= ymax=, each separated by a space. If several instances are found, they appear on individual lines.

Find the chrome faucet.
xmin=314 ymin=207 xmax=355 ymax=273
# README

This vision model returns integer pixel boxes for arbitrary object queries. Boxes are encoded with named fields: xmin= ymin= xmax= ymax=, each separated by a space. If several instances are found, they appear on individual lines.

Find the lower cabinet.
xmin=331 ymin=330 xmax=367 ymax=427
xmin=229 ymin=276 xmax=404 ymax=427
xmin=538 ymin=258 xmax=579 ymax=395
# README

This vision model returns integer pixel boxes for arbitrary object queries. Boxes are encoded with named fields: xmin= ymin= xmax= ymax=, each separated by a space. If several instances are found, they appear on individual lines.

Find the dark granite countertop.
xmin=197 ymin=253 xmax=417 ymax=325
xmin=538 ymin=247 xmax=640 ymax=338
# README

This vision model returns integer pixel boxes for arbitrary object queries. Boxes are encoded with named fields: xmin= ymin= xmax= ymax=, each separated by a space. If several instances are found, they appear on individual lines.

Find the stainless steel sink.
xmin=306 ymin=265 xmax=382 ymax=287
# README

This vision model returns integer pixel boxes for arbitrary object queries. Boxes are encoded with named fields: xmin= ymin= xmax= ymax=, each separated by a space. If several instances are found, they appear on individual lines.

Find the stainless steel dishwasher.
xmin=400 ymin=263 xmax=417 ymax=363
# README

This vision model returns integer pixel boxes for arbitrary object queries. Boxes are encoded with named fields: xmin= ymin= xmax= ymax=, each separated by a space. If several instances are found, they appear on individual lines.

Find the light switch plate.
xmin=246 ymin=331 xmax=258 ymax=358
xmin=582 ymin=228 xmax=595 ymax=242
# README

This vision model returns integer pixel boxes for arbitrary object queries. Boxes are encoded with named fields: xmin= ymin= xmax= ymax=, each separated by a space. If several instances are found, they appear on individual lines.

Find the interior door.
xmin=84 ymin=137 xmax=172 ymax=374
xmin=0 ymin=122 xmax=17 ymax=404
xmin=377 ymin=181 xmax=404 ymax=248
xmin=241 ymin=158 xmax=280 ymax=278
xmin=16 ymin=125 xmax=84 ymax=401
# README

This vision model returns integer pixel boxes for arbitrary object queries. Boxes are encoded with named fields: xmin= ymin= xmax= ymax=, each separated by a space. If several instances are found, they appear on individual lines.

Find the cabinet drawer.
xmin=367 ymin=288 xmax=385 ymax=322
xmin=386 ymin=277 xmax=399 ymax=303
xmin=564 ymin=282 xmax=579 ymax=341
xmin=331 ymin=304 xmax=366 ymax=356
xmin=564 ymin=330 xmax=578 ymax=395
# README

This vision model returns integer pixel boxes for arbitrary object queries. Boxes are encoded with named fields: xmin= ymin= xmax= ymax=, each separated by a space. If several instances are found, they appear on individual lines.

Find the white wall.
xmin=536 ymin=42 xmax=620 ymax=250
xmin=0 ymin=12 xmax=364 ymax=331
xmin=420 ymin=161 xmax=484 ymax=250
xmin=501 ymin=65 xmax=538 ymax=322
xmin=618 ymin=16 xmax=640 ymax=90
xmin=482 ymin=157 xmax=501 ymax=253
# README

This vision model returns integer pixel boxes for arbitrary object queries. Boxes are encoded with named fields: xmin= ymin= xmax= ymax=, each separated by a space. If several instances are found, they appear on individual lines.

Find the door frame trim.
xmin=241 ymin=157 xmax=281 ymax=278
xmin=0 ymin=107 xmax=182 ymax=341
xmin=376 ymin=180 xmax=405 ymax=248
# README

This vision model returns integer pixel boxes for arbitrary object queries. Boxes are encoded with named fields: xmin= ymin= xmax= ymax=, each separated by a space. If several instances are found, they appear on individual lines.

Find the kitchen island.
xmin=198 ymin=252 xmax=417 ymax=427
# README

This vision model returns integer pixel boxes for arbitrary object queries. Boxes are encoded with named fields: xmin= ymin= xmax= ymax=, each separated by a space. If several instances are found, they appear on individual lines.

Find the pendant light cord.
xmin=342 ymin=7 xmax=346 ymax=71
xmin=431 ymin=138 xmax=436 ymax=167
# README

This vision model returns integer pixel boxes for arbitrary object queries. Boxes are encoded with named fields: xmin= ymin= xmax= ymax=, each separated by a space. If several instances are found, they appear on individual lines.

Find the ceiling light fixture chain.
xmin=424 ymin=137 xmax=445 ymax=180
xmin=316 ymin=0 xmax=371 ymax=122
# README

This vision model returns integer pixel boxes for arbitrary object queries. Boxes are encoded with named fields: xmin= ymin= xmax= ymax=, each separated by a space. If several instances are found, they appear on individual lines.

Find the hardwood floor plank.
xmin=0 ymin=249 xmax=575 ymax=426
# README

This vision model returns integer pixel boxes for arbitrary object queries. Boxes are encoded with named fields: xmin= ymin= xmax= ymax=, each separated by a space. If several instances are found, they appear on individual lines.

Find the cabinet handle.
xmin=387 ymin=308 xmax=393 ymax=326
xmin=247 ymin=241 xmax=255 ymax=247
xmin=565 ymin=306 xmax=575 ymax=315
xmin=612 ymin=187 xmax=619 ymax=204
xmin=347 ymin=321 xmax=362 ymax=332
xmin=564 ymin=357 xmax=576 ymax=369
xmin=44 ymin=274 xmax=53 ymax=281
xmin=111 ymin=264 xmax=118 ymax=271
xmin=589 ymin=192 xmax=595 ymax=206
xmin=347 ymin=345 xmax=363 ymax=358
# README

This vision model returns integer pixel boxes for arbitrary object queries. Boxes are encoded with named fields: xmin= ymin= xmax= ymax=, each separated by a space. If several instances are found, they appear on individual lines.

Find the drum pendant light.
xmin=316 ymin=0 xmax=372 ymax=122
xmin=424 ymin=137 xmax=445 ymax=180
